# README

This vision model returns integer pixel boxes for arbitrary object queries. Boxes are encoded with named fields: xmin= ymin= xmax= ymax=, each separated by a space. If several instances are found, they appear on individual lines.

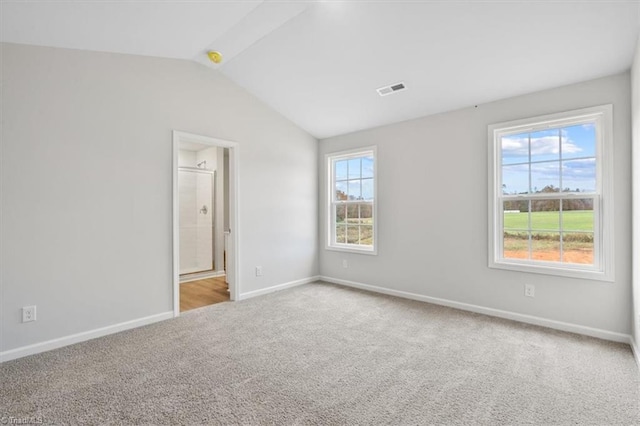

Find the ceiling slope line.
xmin=193 ymin=0 xmax=314 ymax=71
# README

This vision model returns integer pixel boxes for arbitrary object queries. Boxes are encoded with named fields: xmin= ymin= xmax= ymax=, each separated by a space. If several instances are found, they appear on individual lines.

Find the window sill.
xmin=489 ymin=259 xmax=613 ymax=282
xmin=326 ymin=245 xmax=378 ymax=256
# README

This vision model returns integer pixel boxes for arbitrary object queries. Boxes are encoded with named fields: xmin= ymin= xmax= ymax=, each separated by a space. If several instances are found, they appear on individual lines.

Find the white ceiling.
xmin=2 ymin=1 xmax=639 ymax=139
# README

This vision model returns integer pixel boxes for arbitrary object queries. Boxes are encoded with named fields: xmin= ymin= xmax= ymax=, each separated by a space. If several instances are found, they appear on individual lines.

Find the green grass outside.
xmin=336 ymin=224 xmax=373 ymax=245
xmin=504 ymin=210 xmax=593 ymax=232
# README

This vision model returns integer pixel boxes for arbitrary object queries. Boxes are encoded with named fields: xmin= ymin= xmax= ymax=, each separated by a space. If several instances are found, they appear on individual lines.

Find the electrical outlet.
xmin=524 ymin=284 xmax=535 ymax=298
xmin=22 ymin=305 xmax=36 ymax=323
xmin=255 ymin=266 xmax=263 ymax=277
xmin=342 ymin=259 xmax=348 ymax=268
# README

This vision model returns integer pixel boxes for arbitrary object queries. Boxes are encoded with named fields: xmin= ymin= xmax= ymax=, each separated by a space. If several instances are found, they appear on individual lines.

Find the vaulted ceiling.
xmin=2 ymin=1 xmax=638 ymax=139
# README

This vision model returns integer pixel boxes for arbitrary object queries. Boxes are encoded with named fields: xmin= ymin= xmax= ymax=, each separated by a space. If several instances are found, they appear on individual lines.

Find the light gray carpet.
xmin=1 ymin=282 xmax=638 ymax=425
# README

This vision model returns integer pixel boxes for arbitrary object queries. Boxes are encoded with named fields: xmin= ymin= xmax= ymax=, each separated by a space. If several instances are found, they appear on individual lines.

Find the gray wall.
xmin=1 ymin=43 xmax=319 ymax=352
xmin=319 ymin=72 xmax=632 ymax=335
xmin=632 ymin=38 xmax=640 ymax=348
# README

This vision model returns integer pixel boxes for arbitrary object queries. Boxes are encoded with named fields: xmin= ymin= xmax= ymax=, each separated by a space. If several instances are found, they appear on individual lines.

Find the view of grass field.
xmin=504 ymin=210 xmax=593 ymax=231
xmin=503 ymin=210 xmax=594 ymax=264
xmin=336 ymin=221 xmax=373 ymax=245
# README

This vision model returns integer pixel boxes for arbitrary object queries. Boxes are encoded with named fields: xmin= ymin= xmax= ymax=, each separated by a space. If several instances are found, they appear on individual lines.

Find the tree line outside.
xmin=503 ymin=185 xmax=593 ymax=212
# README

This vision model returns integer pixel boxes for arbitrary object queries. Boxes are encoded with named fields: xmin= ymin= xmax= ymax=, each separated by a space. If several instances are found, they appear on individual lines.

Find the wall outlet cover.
xmin=524 ymin=284 xmax=535 ymax=298
xmin=22 ymin=305 xmax=36 ymax=323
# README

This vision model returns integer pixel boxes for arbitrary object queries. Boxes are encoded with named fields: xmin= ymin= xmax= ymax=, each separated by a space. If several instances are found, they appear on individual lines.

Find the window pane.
xmin=503 ymin=230 xmax=529 ymax=259
xmin=562 ymin=232 xmax=594 ymax=265
xmin=361 ymin=178 xmax=374 ymax=200
xmin=346 ymin=226 xmax=359 ymax=244
xmin=562 ymin=159 xmax=596 ymax=193
xmin=329 ymin=150 xmax=376 ymax=251
xmin=362 ymin=156 xmax=374 ymax=178
xmin=336 ymin=180 xmax=348 ymax=201
xmin=531 ymin=162 xmax=560 ymax=193
xmin=353 ymin=204 xmax=374 ymax=230
xmin=335 ymin=204 xmax=346 ymax=224
xmin=348 ymin=179 xmax=361 ymax=200
xmin=335 ymin=224 xmax=346 ymax=244
xmin=530 ymin=129 xmax=560 ymax=163
xmin=531 ymin=199 xmax=559 ymax=231
xmin=562 ymin=123 xmax=596 ymax=160
xmin=562 ymin=199 xmax=594 ymax=232
xmin=501 ymin=132 xmax=529 ymax=165
xmin=359 ymin=203 xmax=373 ymax=224
xmin=347 ymin=205 xmax=360 ymax=224
xmin=335 ymin=160 xmax=348 ymax=181
xmin=502 ymin=164 xmax=529 ymax=195
xmin=346 ymin=204 xmax=358 ymax=222
xmin=531 ymin=232 xmax=560 ymax=262
xmin=360 ymin=225 xmax=373 ymax=246
xmin=503 ymin=200 xmax=529 ymax=231
xmin=348 ymin=158 xmax=361 ymax=179
xmin=492 ymin=107 xmax=609 ymax=277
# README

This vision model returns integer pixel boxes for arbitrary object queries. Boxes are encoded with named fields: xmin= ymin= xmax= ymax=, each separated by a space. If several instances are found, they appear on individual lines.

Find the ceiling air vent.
xmin=377 ymin=82 xmax=406 ymax=97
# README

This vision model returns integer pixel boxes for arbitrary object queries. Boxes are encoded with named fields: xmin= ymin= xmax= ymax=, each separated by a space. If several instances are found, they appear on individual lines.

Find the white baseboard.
xmin=0 ymin=311 xmax=174 ymax=363
xmin=1 ymin=276 xmax=320 ymax=363
xmin=239 ymin=275 xmax=320 ymax=300
xmin=320 ymin=276 xmax=632 ymax=344
xmin=180 ymin=270 xmax=226 ymax=284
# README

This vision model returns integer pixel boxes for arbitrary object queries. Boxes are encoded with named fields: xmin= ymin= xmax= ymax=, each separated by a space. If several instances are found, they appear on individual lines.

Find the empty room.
xmin=1 ymin=1 xmax=639 ymax=424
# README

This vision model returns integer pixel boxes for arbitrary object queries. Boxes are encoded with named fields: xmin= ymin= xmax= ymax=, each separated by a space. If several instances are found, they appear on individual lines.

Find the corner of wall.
xmin=631 ymin=32 xmax=640 ymax=349
xmin=631 ymin=337 xmax=640 ymax=371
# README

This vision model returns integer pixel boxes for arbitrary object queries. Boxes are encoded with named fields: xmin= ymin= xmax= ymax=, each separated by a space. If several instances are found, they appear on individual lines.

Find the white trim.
xmin=633 ymin=34 xmax=640 ymax=375
xmin=631 ymin=337 xmax=640 ymax=370
xmin=325 ymin=245 xmax=378 ymax=256
xmin=487 ymin=260 xmax=609 ymax=282
xmin=180 ymin=270 xmax=226 ymax=284
xmin=238 ymin=276 xmax=320 ymax=300
xmin=325 ymin=146 xmax=378 ymax=255
xmin=172 ymin=131 xmax=240 ymax=318
xmin=0 ymin=311 xmax=173 ymax=363
xmin=487 ymin=104 xmax=614 ymax=282
xmin=320 ymin=276 xmax=631 ymax=344
xmin=173 ymin=134 xmax=180 ymax=315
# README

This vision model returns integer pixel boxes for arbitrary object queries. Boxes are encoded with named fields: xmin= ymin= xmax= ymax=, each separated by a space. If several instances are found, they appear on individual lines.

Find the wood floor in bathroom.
xmin=180 ymin=276 xmax=229 ymax=312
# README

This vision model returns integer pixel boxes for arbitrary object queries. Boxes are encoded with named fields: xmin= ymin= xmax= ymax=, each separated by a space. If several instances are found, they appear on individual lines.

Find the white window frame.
xmin=488 ymin=105 xmax=614 ymax=281
xmin=326 ymin=146 xmax=378 ymax=255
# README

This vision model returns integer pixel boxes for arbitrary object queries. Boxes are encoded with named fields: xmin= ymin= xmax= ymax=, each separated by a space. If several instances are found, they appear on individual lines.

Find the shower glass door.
xmin=179 ymin=169 xmax=215 ymax=275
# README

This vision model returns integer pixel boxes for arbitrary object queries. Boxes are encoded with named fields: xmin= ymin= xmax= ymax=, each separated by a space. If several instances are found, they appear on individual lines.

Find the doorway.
xmin=178 ymin=166 xmax=217 ymax=276
xmin=172 ymin=131 xmax=239 ymax=316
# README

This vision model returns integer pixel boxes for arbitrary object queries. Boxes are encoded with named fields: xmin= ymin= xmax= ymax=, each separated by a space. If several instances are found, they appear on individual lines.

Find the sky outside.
xmin=501 ymin=123 xmax=596 ymax=194
xmin=335 ymin=156 xmax=374 ymax=200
